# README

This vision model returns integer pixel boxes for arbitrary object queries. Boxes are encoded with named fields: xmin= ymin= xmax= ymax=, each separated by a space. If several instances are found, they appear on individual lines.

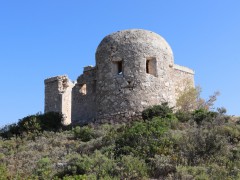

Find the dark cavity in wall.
xmin=112 ymin=60 xmax=123 ymax=75
xmin=117 ymin=61 xmax=123 ymax=75
xmin=146 ymin=57 xmax=157 ymax=77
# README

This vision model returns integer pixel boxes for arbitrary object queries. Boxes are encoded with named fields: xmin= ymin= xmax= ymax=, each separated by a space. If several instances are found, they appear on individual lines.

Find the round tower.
xmin=95 ymin=29 xmax=176 ymax=122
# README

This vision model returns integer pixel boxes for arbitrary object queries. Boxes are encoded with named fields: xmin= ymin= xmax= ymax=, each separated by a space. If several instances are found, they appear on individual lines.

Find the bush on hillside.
xmin=0 ymin=123 xmax=20 ymax=139
xmin=39 ymin=112 xmax=64 ymax=131
xmin=117 ymin=155 xmax=148 ymax=179
xmin=73 ymin=126 xmax=96 ymax=142
xmin=192 ymin=109 xmax=218 ymax=125
xmin=0 ymin=112 xmax=64 ymax=139
xmin=148 ymin=154 xmax=176 ymax=178
xmin=114 ymin=117 xmax=177 ymax=159
xmin=1 ymin=103 xmax=240 ymax=179
xmin=0 ymin=164 xmax=9 ymax=180
xmin=175 ymin=110 xmax=192 ymax=123
xmin=142 ymin=102 xmax=174 ymax=120
xmin=34 ymin=157 xmax=53 ymax=180
xmin=177 ymin=127 xmax=228 ymax=166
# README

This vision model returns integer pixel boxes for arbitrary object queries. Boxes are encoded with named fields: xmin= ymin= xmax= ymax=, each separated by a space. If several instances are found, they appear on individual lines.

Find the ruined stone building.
xmin=44 ymin=29 xmax=194 ymax=125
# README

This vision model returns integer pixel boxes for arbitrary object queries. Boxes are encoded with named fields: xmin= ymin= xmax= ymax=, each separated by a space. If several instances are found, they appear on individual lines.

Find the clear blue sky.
xmin=0 ymin=0 xmax=240 ymax=127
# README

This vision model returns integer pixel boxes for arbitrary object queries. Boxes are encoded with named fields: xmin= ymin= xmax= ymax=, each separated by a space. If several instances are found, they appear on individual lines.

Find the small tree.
xmin=176 ymin=86 xmax=203 ymax=112
xmin=176 ymin=85 xmax=220 ymax=112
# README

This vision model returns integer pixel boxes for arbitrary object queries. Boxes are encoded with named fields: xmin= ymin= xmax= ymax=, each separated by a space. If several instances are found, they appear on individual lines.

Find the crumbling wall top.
xmin=174 ymin=64 xmax=195 ymax=74
xmin=44 ymin=75 xmax=74 ymax=94
xmin=44 ymin=75 xmax=69 ymax=84
xmin=84 ymin=66 xmax=95 ymax=72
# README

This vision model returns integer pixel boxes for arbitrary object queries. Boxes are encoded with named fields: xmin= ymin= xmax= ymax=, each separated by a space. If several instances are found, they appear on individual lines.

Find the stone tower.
xmin=44 ymin=29 xmax=194 ymax=125
xmin=44 ymin=76 xmax=75 ymax=125
xmin=95 ymin=29 xmax=177 ymax=122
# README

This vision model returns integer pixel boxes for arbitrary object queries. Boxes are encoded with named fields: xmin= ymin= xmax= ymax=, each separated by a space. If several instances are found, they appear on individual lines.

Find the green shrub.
xmin=175 ymin=110 xmax=192 ymax=122
xmin=89 ymin=151 xmax=117 ymax=179
xmin=62 ymin=151 xmax=117 ymax=179
xmin=38 ymin=112 xmax=64 ymax=131
xmin=114 ymin=117 xmax=174 ymax=158
xmin=149 ymin=155 xmax=176 ymax=178
xmin=176 ymin=166 xmax=209 ymax=180
xmin=176 ymin=164 xmax=235 ymax=180
xmin=62 ymin=174 xmax=94 ymax=180
xmin=0 ymin=123 xmax=19 ymax=139
xmin=177 ymin=127 xmax=228 ymax=165
xmin=192 ymin=109 xmax=217 ymax=125
xmin=65 ymin=154 xmax=93 ymax=176
xmin=142 ymin=102 xmax=174 ymax=120
xmin=0 ymin=164 xmax=9 ymax=180
xmin=0 ymin=112 xmax=64 ymax=139
xmin=73 ymin=126 xmax=95 ymax=142
xmin=18 ymin=115 xmax=42 ymax=136
xmin=219 ymin=124 xmax=240 ymax=144
xmin=34 ymin=157 xmax=52 ymax=180
xmin=230 ymin=145 xmax=240 ymax=163
xmin=117 ymin=155 xmax=148 ymax=179
xmin=207 ymin=164 xmax=229 ymax=180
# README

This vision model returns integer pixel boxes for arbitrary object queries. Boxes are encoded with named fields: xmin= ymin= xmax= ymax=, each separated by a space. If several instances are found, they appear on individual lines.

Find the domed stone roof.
xmin=96 ymin=29 xmax=173 ymax=63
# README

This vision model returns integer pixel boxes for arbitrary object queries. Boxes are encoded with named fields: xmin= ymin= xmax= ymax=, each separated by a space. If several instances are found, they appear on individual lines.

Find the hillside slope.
xmin=0 ymin=105 xmax=240 ymax=179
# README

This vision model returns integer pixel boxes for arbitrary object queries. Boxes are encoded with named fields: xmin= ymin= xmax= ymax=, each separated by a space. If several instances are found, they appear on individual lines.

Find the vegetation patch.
xmin=0 ymin=102 xmax=240 ymax=179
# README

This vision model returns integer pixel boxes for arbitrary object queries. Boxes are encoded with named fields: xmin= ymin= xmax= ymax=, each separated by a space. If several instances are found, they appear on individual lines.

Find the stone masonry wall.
xmin=71 ymin=66 xmax=97 ymax=125
xmin=95 ymin=29 xmax=176 ymax=123
xmin=44 ymin=75 xmax=74 ymax=125
xmin=172 ymin=64 xmax=195 ymax=99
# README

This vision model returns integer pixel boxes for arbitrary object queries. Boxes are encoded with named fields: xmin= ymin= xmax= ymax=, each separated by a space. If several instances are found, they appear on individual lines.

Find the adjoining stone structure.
xmin=44 ymin=29 xmax=194 ymax=125
xmin=44 ymin=76 xmax=75 ymax=125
